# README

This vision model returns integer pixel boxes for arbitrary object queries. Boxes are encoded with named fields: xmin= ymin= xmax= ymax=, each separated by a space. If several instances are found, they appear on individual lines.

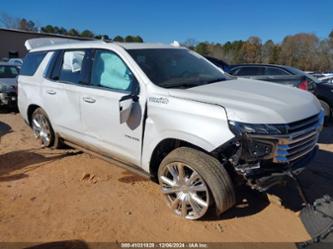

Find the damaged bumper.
xmin=246 ymin=145 xmax=318 ymax=191
xmin=218 ymin=112 xmax=323 ymax=191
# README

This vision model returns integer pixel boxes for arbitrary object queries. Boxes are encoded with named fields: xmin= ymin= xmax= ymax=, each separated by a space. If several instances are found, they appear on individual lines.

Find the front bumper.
xmin=247 ymin=145 xmax=318 ymax=191
xmin=0 ymin=92 xmax=17 ymax=107
xmin=221 ymin=112 xmax=323 ymax=191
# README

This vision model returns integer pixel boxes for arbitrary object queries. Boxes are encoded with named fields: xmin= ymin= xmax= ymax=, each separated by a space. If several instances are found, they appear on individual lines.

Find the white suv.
xmin=18 ymin=38 xmax=323 ymax=220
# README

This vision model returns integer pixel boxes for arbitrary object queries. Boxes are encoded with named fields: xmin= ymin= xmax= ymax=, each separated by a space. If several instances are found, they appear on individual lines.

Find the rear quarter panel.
xmin=18 ymin=52 xmax=53 ymax=123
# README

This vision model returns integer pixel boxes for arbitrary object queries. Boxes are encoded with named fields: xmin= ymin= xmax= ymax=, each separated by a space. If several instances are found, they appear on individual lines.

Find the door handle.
xmin=83 ymin=96 xmax=96 ymax=103
xmin=46 ymin=90 xmax=56 ymax=95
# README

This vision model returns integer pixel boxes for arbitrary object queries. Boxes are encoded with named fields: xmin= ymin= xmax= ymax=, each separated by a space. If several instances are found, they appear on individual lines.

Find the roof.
xmin=29 ymin=40 xmax=105 ymax=52
xmin=116 ymin=42 xmax=181 ymax=50
xmin=27 ymin=38 xmax=183 ymax=52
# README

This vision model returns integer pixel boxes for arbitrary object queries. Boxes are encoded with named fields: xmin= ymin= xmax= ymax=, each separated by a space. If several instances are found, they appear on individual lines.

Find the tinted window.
xmin=91 ymin=50 xmax=135 ymax=91
xmin=235 ymin=67 xmax=265 ymax=76
xmin=0 ymin=65 xmax=19 ymax=78
xmin=127 ymin=49 xmax=229 ymax=88
xmin=265 ymin=67 xmax=289 ymax=75
xmin=59 ymin=50 xmax=86 ymax=84
xmin=44 ymin=51 xmax=61 ymax=80
xmin=229 ymin=68 xmax=239 ymax=75
xmin=20 ymin=52 xmax=47 ymax=76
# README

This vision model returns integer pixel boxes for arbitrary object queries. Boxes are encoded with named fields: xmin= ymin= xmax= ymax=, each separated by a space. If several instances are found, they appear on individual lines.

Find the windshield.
xmin=127 ymin=48 xmax=229 ymax=88
xmin=0 ymin=65 xmax=19 ymax=78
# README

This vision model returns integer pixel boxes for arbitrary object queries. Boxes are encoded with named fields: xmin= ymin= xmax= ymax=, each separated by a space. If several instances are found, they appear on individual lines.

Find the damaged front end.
xmin=215 ymin=111 xmax=333 ymax=246
xmin=216 ymin=111 xmax=324 ymax=192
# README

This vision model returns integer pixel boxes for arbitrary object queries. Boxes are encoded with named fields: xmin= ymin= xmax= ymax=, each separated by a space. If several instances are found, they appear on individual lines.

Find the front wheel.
xmin=158 ymin=147 xmax=236 ymax=220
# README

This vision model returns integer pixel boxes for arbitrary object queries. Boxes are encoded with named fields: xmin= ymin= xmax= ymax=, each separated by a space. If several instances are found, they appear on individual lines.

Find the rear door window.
xmin=20 ymin=52 xmax=47 ymax=76
xmin=58 ymin=50 xmax=87 ymax=84
xmin=236 ymin=67 xmax=265 ymax=76
xmin=265 ymin=67 xmax=290 ymax=75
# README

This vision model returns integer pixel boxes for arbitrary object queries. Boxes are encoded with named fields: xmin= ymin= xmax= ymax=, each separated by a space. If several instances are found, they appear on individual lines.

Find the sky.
xmin=1 ymin=0 xmax=332 ymax=44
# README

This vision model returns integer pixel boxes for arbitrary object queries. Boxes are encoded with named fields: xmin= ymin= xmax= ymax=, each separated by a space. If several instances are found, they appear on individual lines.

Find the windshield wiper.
xmin=163 ymin=82 xmax=203 ymax=89
xmin=161 ymin=77 xmax=202 ymax=89
xmin=162 ymin=77 xmax=227 ymax=89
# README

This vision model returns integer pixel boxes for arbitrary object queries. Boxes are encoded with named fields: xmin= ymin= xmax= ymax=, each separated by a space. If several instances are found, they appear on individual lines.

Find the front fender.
xmin=141 ymin=96 xmax=235 ymax=172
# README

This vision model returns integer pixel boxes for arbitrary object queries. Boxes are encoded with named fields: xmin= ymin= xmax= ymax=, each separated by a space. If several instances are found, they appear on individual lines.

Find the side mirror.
xmin=119 ymin=81 xmax=139 ymax=124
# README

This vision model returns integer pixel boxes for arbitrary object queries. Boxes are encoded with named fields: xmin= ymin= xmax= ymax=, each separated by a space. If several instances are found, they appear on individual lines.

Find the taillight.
xmin=298 ymin=80 xmax=308 ymax=91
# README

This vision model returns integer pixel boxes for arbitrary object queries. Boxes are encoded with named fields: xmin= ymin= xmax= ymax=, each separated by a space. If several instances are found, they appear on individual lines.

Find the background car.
xmin=229 ymin=64 xmax=333 ymax=121
xmin=0 ymin=63 xmax=19 ymax=108
xmin=228 ymin=64 xmax=318 ymax=91
xmin=7 ymin=58 xmax=23 ymax=69
xmin=204 ymin=56 xmax=230 ymax=72
xmin=313 ymin=81 xmax=333 ymax=121
xmin=318 ymin=75 xmax=333 ymax=84
xmin=307 ymin=72 xmax=325 ymax=79
xmin=206 ymin=59 xmax=333 ymax=122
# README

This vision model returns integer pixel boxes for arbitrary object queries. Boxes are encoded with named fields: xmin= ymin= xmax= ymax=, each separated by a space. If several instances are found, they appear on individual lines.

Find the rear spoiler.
xmin=24 ymin=38 xmax=81 ymax=51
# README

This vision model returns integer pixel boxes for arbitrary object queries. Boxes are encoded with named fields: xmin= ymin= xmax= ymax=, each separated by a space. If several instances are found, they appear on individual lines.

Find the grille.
xmin=286 ymin=114 xmax=321 ymax=134
xmin=273 ymin=112 xmax=323 ymax=163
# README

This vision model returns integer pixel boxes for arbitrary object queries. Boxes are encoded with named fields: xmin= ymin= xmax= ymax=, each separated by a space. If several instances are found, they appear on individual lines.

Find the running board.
xmin=63 ymin=140 xmax=152 ymax=179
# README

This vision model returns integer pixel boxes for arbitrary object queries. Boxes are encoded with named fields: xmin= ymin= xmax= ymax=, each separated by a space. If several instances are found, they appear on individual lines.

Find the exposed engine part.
xmin=287 ymin=171 xmax=309 ymax=205
xmin=216 ymin=133 xmax=318 ymax=192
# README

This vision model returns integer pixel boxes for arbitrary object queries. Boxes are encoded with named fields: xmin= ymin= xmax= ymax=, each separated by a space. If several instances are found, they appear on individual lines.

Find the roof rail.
xmin=25 ymin=37 xmax=88 ymax=51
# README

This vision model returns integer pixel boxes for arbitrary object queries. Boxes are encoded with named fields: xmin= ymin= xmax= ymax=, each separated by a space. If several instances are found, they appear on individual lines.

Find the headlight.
xmin=228 ymin=121 xmax=278 ymax=159
xmin=228 ymin=120 xmax=286 ymax=136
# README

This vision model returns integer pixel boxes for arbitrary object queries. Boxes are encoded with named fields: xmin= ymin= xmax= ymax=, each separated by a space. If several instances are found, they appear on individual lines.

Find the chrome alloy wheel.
xmin=32 ymin=113 xmax=52 ymax=147
xmin=158 ymin=162 xmax=210 ymax=220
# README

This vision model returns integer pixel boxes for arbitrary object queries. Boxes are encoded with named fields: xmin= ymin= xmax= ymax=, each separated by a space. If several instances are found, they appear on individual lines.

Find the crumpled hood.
xmin=168 ymin=78 xmax=322 ymax=124
xmin=0 ymin=78 xmax=18 ymax=92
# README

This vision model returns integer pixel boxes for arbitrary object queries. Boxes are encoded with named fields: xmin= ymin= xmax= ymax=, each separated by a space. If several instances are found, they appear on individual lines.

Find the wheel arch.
xmin=149 ymin=138 xmax=207 ymax=181
xmin=27 ymin=104 xmax=42 ymax=126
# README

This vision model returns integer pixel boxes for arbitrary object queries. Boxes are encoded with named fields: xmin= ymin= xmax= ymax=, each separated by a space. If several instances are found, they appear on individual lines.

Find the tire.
xmin=158 ymin=147 xmax=236 ymax=220
xmin=31 ymin=108 xmax=55 ymax=147
xmin=319 ymin=100 xmax=331 ymax=121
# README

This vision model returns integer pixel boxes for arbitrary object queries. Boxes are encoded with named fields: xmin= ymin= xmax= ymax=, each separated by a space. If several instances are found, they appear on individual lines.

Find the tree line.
xmin=186 ymin=32 xmax=333 ymax=72
xmin=0 ymin=13 xmax=143 ymax=42
xmin=1 ymin=12 xmax=332 ymax=71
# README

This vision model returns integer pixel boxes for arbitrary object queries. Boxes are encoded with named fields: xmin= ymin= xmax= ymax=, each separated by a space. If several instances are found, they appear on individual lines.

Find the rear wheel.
xmin=31 ymin=108 xmax=55 ymax=147
xmin=158 ymin=147 xmax=236 ymax=220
